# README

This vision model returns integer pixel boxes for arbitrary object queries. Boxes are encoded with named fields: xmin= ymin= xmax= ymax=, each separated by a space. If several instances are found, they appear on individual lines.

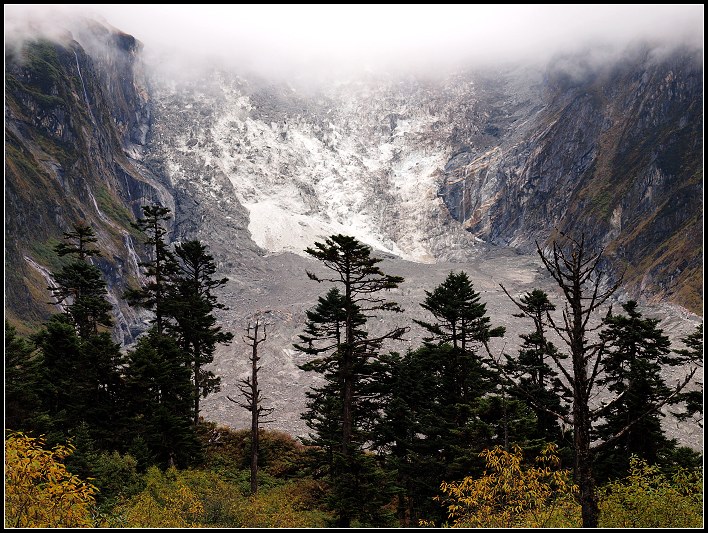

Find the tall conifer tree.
xmin=170 ymin=240 xmax=233 ymax=425
xmin=594 ymin=301 xmax=677 ymax=479
xmin=296 ymin=235 xmax=405 ymax=527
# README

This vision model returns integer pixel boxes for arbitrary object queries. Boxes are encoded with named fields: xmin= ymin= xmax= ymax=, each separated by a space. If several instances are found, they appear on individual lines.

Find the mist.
xmin=5 ymin=4 xmax=704 ymax=80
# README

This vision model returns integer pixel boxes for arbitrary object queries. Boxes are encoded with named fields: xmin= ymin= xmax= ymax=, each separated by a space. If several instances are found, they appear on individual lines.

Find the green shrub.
xmin=599 ymin=456 xmax=703 ymax=528
xmin=112 ymin=466 xmax=328 ymax=527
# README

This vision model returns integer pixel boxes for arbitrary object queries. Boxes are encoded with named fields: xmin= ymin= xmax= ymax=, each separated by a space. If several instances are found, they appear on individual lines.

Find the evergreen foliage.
xmin=414 ymin=272 xmax=506 ymax=475
xmin=50 ymin=222 xmax=112 ymax=338
xmin=594 ymin=301 xmax=679 ymax=479
xmin=5 ymin=223 xmax=703 ymax=528
xmin=123 ymin=329 xmax=200 ymax=468
xmin=125 ymin=205 xmax=178 ymax=335
xmin=502 ymin=288 xmax=570 ymax=447
xmin=296 ymin=234 xmax=405 ymax=527
xmin=5 ymin=322 xmax=44 ymax=432
xmin=671 ymin=323 xmax=703 ymax=425
xmin=170 ymin=240 xmax=233 ymax=424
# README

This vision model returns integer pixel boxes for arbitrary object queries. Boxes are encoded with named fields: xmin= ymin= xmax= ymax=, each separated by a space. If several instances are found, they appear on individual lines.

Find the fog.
xmin=5 ymin=4 xmax=704 ymax=80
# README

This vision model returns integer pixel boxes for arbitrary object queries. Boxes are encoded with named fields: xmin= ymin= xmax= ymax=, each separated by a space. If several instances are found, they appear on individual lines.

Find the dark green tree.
xmin=296 ymin=288 xmax=356 ymax=469
xmin=123 ymin=329 xmax=199 ymax=468
xmin=125 ymin=205 xmax=178 ymax=335
xmin=295 ymin=235 xmax=406 ymax=527
xmin=414 ymin=272 xmax=505 ymax=473
xmin=78 ymin=332 xmax=127 ymax=449
xmin=415 ymin=271 xmax=505 ymax=416
xmin=37 ymin=223 xmax=126 ymax=448
xmin=594 ymin=301 xmax=681 ymax=480
xmin=369 ymin=346 xmax=446 ymax=525
xmin=32 ymin=310 xmax=126 ymax=449
xmin=32 ymin=314 xmax=83 ymax=439
xmin=170 ymin=240 xmax=233 ymax=425
xmin=533 ymin=233 xmax=698 ymax=527
xmin=123 ymin=206 xmax=203 ymax=467
xmin=50 ymin=222 xmax=112 ymax=338
xmin=5 ymin=322 xmax=44 ymax=432
xmin=671 ymin=324 xmax=703 ymax=426
xmin=501 ymin=288 xmax=569 ymax=446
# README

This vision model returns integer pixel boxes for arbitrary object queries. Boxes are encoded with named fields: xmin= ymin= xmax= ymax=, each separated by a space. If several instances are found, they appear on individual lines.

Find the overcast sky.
xmin=5 ymin=4 xmax=704 ymax=78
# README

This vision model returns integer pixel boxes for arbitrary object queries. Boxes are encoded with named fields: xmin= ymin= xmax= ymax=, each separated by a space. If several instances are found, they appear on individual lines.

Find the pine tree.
xmin=33 ymin=314 xmax=83 ymax=439
xmin=501 ymin=288 xmax=569 ymax=446
xmin=170 ymin=240 xmax=233 ymax=425
xmin=124 ymin=206 xmax=202 ymax=466
xmin=414 ymin=272 xmax=505 ymax=476
xmin=415 ymin=271 xmax=505 ymax=414
xmin=123 ymin=330 xmax=199 ymax=468
xmin=369 ymin=347 xmax=446 ymax=525
xmin=296 ymin=235 xmax=405 ymax=527
xmin=594 ymin=301 xmax=678 ymax=480
xmin=35 ymin=223 xmax=126 ymax=449
xmin=5 ymin=322 xmax=44 ymax=433
xmin=125 ymin=205 xmax=178 ymax=335
xmin=533 ymin=233 xmax=698 ymax=527
xmin=671 ymin=324 xmax=703 ymax=425
xmin=50 ymin=222 xmax=112 ymax=338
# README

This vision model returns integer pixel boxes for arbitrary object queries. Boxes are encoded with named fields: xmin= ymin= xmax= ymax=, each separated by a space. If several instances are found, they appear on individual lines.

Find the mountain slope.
xmin=441 ymin=46 xmax=703 ymax=313
xmin=4 ymin=22 xmax=702 ymax=444
xmin=5 ymin=23 xmax=166 ymax=341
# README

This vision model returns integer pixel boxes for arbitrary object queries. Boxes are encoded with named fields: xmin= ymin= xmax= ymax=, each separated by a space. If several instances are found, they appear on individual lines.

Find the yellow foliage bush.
xmin=114 ymin=466 xmax=327 ymax=528
xmin=599 ymin=456 xmax=703 ymax=528
xmin=5 ymin=433 xmax=99 ymax=528
xmin=436 ymin=444 xmax=580 ymax=528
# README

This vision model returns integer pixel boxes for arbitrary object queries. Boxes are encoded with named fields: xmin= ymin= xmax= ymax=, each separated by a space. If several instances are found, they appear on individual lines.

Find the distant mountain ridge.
xmin=5 ymin=21 xmax=702 ymax=339
xmin=4 ymin=20 xmax=702 ymax=444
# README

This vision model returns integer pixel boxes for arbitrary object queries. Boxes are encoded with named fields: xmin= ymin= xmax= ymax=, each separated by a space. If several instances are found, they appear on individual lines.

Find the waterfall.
xmin=461 ymin=170 xmax=468 ymax=222
xmin=73 ymin=49 xmax=95 ymax=123
xmin=23 ymin=256 xmax=66 ymax=313
xmin=104 ymin=289 xmax=132 ymax=346
xmin=123 ymin=231 xmax=144 ymax=281
xmin=88 ymin=190 xmax=110 ymax=223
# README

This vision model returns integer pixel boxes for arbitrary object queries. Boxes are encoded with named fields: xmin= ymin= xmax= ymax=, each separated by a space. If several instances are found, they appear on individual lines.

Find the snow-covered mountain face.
xmin=136 ymin=62 xmax=702 ymax=446
xmin=144 ymin=47 xmax=703 ymax=318
xmin=144 ymin=69 xmax=543 ymax=264
xmin=5 ymin=24 xmax=701 ymax=445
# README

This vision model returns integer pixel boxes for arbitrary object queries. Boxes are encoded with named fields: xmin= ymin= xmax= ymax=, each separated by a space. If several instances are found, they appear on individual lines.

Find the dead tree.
xmin=497 ymin=232 xmax=698 ymax=528
xmin=227 ymin=319 xmax=273 ymax=495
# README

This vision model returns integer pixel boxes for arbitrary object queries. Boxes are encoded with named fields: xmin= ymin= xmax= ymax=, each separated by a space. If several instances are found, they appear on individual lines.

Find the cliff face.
xmin=5 ymin=23 xmax=169 ymax=341
xmin=5 ymin=23 xmax=702 ymax=344
xmin=441 ymin=47 xmax=703 ymax=312
xmin=4 ymin=23 xmax=702 ymax=441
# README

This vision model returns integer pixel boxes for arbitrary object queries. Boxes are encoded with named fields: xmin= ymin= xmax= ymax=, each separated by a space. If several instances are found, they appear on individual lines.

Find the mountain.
xmin=4 ymin=21 xmax=702 ymax=444
xmin=5 ymin=22 xmax=168 ymax=343
xmin=440 ymin=47 xmax=703 ymax=312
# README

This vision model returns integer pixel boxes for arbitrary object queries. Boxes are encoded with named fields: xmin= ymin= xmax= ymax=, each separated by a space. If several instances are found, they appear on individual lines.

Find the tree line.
xmin=5 ymin=214 xmax=703 ymax=528
xmin=292 ymin=233 xmax=702 ymax=527
xmin=7 ymin=205 xmax=232 ymax=470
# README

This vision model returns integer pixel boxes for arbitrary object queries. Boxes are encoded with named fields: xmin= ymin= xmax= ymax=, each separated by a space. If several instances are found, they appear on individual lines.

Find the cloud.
xmin=4 ymin=4 xmax=704 ymax=79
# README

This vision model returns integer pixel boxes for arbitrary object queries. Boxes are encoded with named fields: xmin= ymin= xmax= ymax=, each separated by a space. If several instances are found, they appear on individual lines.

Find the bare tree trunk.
xmin=250 ymin=325 xmax=260 ymax=496
xmin=573 ymin=384 xmax=599 ymax=527
xmin=228 ymin=320 xmax=272 ymax=496
xmin=536 ymin=234 xmax=616 ymax=528
xmin=194 ymin=360 xmax=200 ymax=426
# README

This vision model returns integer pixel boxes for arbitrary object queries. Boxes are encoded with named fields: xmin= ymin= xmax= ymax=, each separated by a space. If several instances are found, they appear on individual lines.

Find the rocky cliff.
xmin=5 ymin=21 xmax=167 ymax=342
xmin=4 ymin=22 xmax=702 ymax=442
xmin=441 ymin=46 xmax=703 ymax=313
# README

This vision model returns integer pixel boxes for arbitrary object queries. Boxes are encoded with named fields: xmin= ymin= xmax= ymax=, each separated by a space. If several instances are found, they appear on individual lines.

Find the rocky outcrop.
xmin=441 ymin=46 xmax=703 ymax=313
xmin=5 ymin=25 xmax=166 ymax=341
xmin=4 ymin=22 xmax=702 ymax=443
